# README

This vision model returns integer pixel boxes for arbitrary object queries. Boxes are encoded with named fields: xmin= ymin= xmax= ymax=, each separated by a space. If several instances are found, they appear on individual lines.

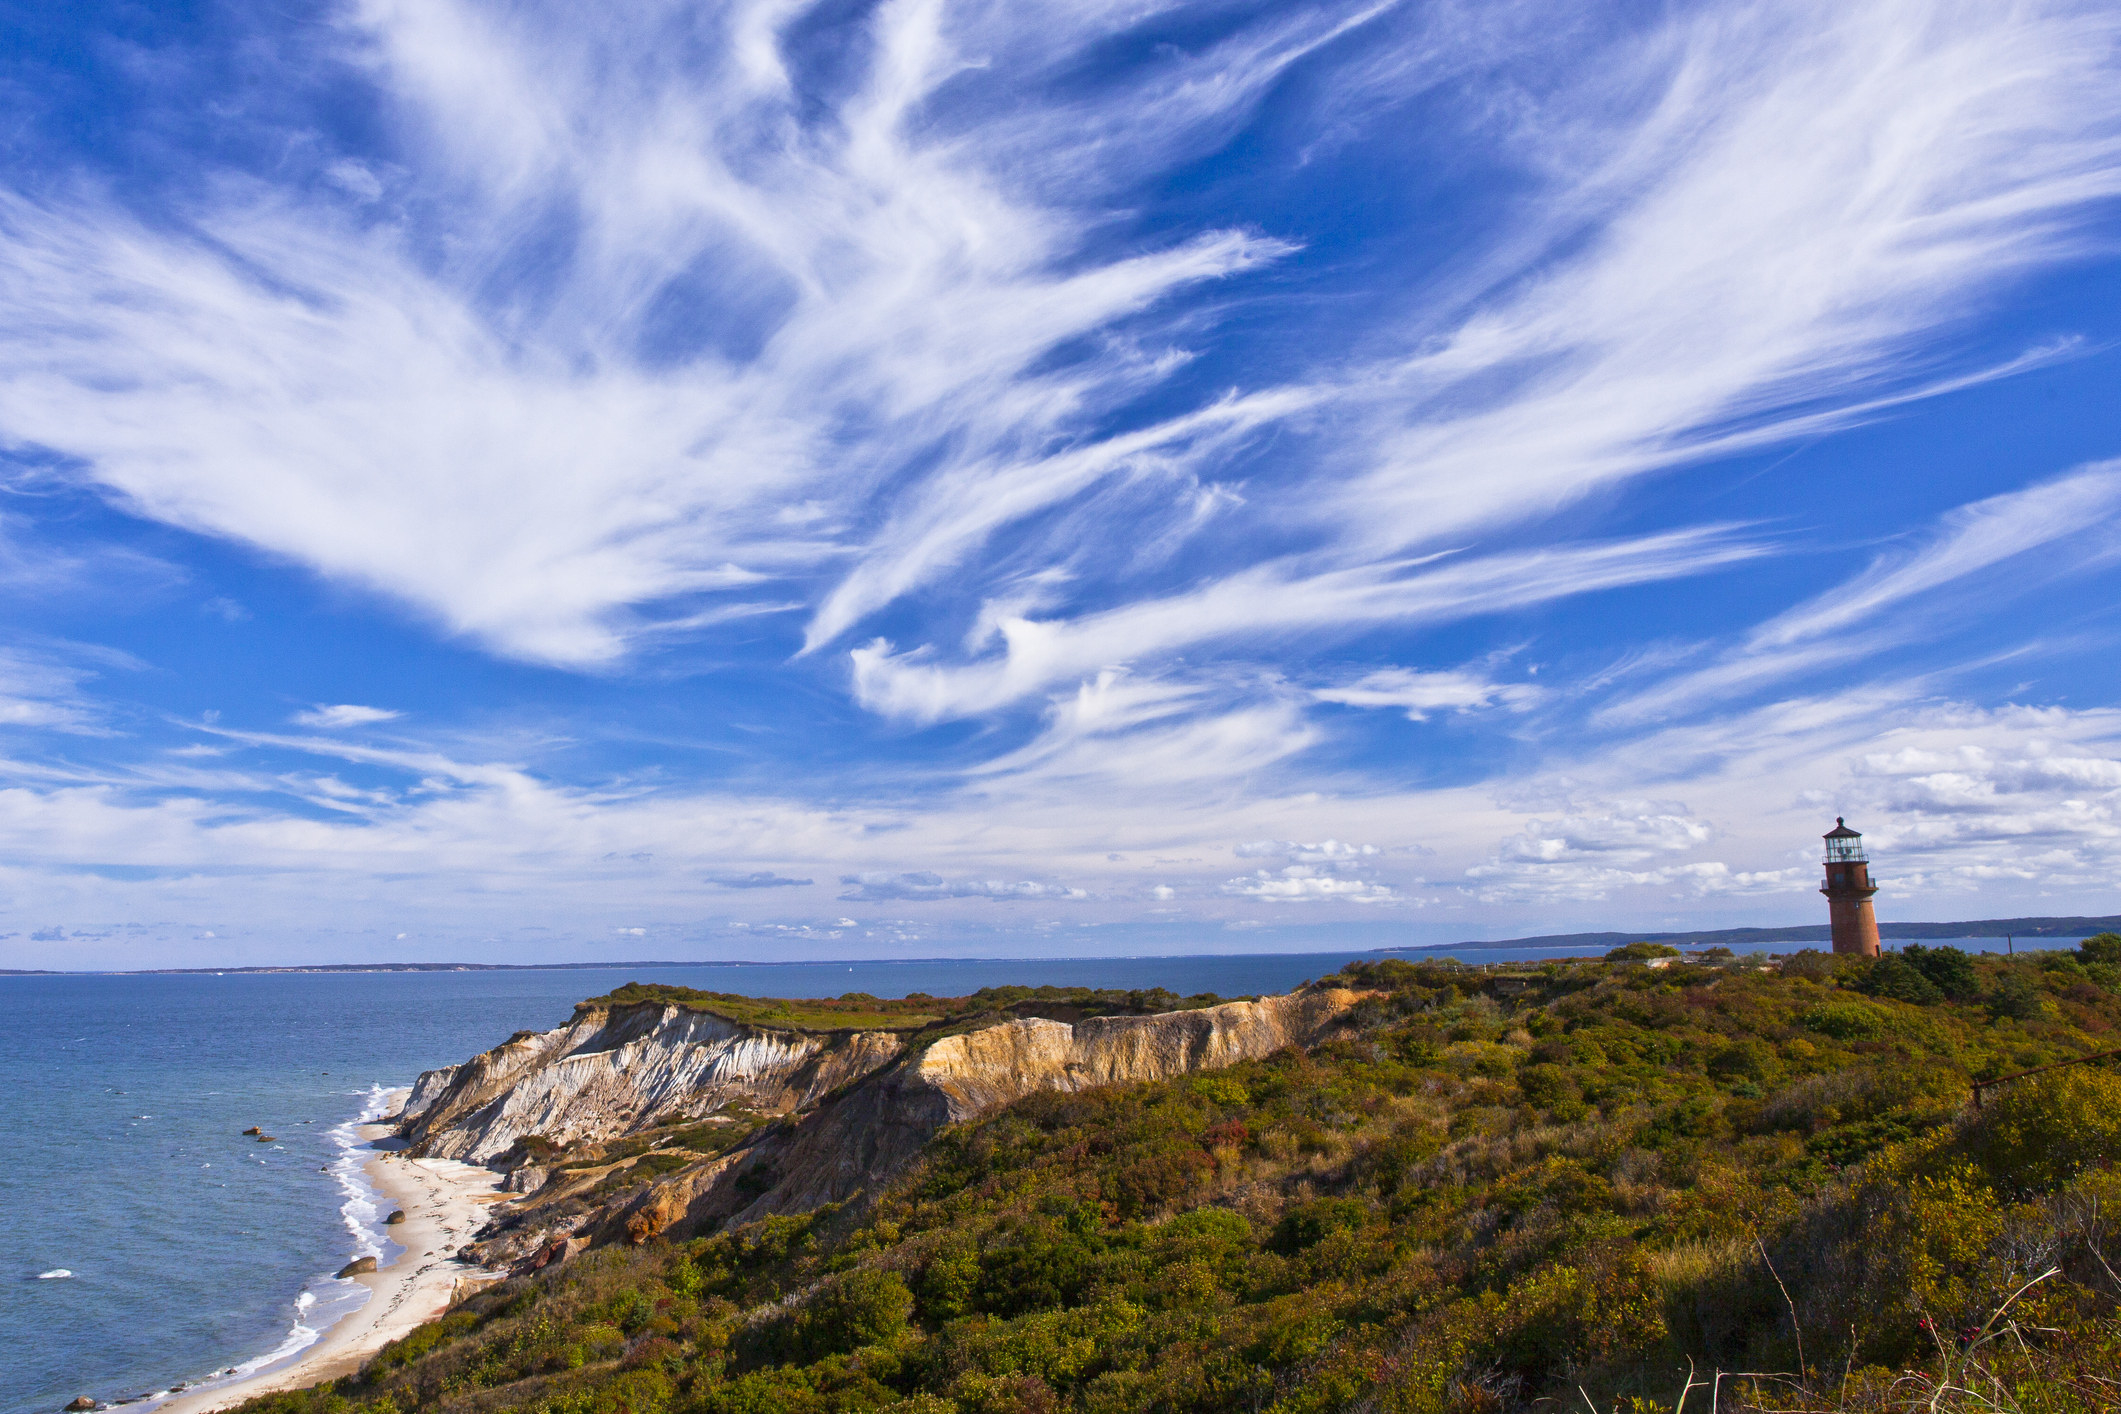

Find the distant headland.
xmin=1386 ymin=913 xmax=2121 ymax=954
xmin=3 ymin=915 xmax=2117 ymax=975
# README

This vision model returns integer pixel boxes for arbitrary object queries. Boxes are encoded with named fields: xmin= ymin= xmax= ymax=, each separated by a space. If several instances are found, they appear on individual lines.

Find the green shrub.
xmin=1605 ymin=942 xmax=1681 ymax=962
xmin=290 ymin=956 xmax=2121 ymax=1414
xmin=2079 ymin=932 xmax=2121 ymax=965
xmin=975 ymin=1217 xmax=1104 ymax=1316
xmin=761 ymin=1268 xmax=914 ymax=1363
xmin=1801 ymin=1000 xmax=1899 ymax=1041
xmin=1987 ymin=971 xmax=2049 ymax=1021
xmin=1778 ymin=949 xmax=1837 ymax=981
xmin=1969 ymin=1066 xmax=2121 ymax=1193
xmin=1706 ymin=1039 xmax=1774 ymax=1085
xmin=1519 ymin=1062 xmax=1584 ymax=1113
xmin=1855 ymin=953 xmax=1943 ymax=1006
xmin=1269 ymin=1197 xmax=1367 ymax=1254
xmin=1899 ymin=944 xmax=1980 ymax=999
xmin=915 ymin=1237 xmax=979 ymax=1321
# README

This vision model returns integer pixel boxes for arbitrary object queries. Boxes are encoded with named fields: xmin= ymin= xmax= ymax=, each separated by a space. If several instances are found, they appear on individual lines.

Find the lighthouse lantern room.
xmin=1820 ymin=818 xmax=1881 ymax=958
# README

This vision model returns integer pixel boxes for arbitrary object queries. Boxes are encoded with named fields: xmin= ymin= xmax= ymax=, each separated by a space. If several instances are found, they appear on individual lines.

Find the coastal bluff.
xmin=398 ymin=1001 xmax=906 ymax=1163
xmin=395 ymin=983 xmax=1371 ymax=1266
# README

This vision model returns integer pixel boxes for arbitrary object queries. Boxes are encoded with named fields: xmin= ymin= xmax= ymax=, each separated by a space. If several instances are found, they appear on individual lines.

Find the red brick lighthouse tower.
xmin=1821 ymin=819 xmax=1881 ymax=958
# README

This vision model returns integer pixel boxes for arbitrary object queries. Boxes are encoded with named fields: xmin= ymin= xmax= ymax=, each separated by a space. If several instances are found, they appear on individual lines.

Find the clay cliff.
xmin=400 ymin=985 xmax=1371 ymax=1268
xmin=400 ymin=1001 xmax=906 ymax=1163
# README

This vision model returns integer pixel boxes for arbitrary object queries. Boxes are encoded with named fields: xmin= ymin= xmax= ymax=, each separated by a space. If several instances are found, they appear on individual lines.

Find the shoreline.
xmin=152 ymin=1098 xmax=509 ymax=1414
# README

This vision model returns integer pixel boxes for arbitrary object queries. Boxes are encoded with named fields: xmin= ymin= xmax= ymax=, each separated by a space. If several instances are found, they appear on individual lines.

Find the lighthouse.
xmin=1820 ymin=818 xmax=1881 ymax=957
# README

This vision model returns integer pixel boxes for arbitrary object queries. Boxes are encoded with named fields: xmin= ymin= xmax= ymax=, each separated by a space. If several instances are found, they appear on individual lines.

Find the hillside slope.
xmin=241 ymin=945 xmax=2121 ymax=1414
xmin=403 ymin=983 xmax=1369 ymax=1263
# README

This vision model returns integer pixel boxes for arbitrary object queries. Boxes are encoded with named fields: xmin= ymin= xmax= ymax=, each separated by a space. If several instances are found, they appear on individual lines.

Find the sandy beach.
xmin=153 ymin=1100 xmax=510 ymax=1414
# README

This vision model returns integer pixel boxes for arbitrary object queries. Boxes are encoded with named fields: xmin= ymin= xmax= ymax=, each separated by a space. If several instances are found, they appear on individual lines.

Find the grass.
xmin=576 ymin=981 xmax=1236 ymax=1035
xmin=576 ymin=983 xmax=948 ymax=1032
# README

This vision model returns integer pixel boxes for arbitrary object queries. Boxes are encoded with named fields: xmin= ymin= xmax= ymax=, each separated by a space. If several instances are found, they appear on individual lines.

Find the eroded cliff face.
xmin=588 ymin=987 xmax=1374 ymax=1245
xmin=916 ymin=989 xmax=1370 ymax=1120
xmin=419 ymin=986 xmax=1372 ymax=1269
xmin=400 ymin=1002 xmax=905 ymax=1163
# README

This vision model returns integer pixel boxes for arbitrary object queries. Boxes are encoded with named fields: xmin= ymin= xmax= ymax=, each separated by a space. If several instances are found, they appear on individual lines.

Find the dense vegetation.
xmin=253 ymin=943 xmax=2121 ymax=1414
xmin=580 ymin=983 xmax=1233 ymax=1035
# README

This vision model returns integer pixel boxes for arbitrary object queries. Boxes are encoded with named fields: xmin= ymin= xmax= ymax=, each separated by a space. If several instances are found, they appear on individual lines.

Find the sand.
xmin=152 ymin=1103 xmax=510 ymax=1414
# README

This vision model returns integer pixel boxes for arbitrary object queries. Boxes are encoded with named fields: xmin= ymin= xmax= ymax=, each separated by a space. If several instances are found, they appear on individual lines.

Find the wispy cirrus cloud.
xmin=1314 ymin=668 xmax=1541 ymax=721
xmin=0 ymin=0 xmax=2111 ymax=693
xmin=291 ymin=704 xmax=403 ymax=729
xmin=837 ymin=871 xmax=1088 ymax=903
xmin=2 ymin=0 xmax=2120 ymax=960
xmin=1603 ymin=462 xmax=2121 ymax=725
xmin=703 ymin=870 xmax=815 ymax=889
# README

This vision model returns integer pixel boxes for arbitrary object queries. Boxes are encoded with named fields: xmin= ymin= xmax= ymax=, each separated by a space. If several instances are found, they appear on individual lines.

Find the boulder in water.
xmin=242 ymin=1127 xmax=261 ymax=1136
xmin=336 ymin=1256 xmax=378 ymax=1279
xmin=66 ymin=1397 xmax=97 ymax=1410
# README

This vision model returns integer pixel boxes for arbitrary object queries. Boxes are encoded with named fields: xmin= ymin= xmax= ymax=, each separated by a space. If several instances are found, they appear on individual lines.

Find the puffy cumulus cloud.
xmin=836 ymin=871 xmax=1089 ymax=903
xmin=1221 ymin=868 xmax=1399 ymax=904
xmin=1463 ymin=807 xmax=1724 ymax=902
xmin=1313 ymin=668 xmax=1541 ymax=721
xmin=1449 ymin=696 xmax=2121 ymax=909
xmin=1463 ymin=856 xmax=1803 ymax=904
xmin=291 ymin=704 xmax=403 ymax=729
xmin=702 ymin=870 xmax=814 ymax=889
xmin=1492 ymin=810 xmax=1711 ymax=863
xmin=1831 ymin=708 xmax=2121 ymax=893
xmin=2 ymin=680 xmax=2119 ymax=963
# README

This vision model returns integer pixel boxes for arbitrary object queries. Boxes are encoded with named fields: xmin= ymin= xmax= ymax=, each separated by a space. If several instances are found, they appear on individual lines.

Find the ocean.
xmin=0 ymin=941 xmax=2055 ymax=1414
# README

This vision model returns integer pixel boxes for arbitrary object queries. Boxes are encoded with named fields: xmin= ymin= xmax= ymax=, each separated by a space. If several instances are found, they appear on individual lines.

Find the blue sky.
xmin=3 ymin=0 xmax=2120 ymax=968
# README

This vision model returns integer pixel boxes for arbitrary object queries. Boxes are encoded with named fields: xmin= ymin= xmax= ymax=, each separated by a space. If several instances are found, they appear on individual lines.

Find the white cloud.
xmin=836 ymin=871 xmax=1088 ymax=903
xmin=291 ymin=704 xmax=403 ymax=729
xmin=1337 ymin=0 xmax=2121 ymax=553
xmin=1314 ymin=668 xmax=1541 ymax=720
xmin=0 ymin=0 xmax=2104 ymax=696
xmin=1604 ymin=463 xmax=2121 ymax=725
xmin=0 ymin=645 xmax=111 ymax=734
xmin=1221 ymin=868 xmax=1398 ymax=904
xmin=852 ymin=528 xmax=1764 ymax=722
xmin=3 ymin=0 xmax=2121 ymax=961
xmin=1234 ymin=839 xmax=1382 ymax=865
xmin=702 ymin=870 xmax=814 ymax=889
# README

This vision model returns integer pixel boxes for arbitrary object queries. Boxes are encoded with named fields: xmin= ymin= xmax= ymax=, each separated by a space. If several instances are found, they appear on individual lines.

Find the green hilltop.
xmin=244 ymin=940 xmax=2121 ymax=1414
xmin=577 ymin=981 xmax=1233 ymax=1036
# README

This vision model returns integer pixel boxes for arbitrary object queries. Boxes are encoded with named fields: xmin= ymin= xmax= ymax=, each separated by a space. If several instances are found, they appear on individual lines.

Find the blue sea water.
xmin=0 ymin=955 xmax=1375 ymax=1414
xmin=0 ymin=941 xmax=2059 ymax=1414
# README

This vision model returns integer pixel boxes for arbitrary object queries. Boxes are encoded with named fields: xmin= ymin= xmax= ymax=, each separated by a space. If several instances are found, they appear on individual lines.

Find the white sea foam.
xmin=137 ymin=1085 xmax=399 ymax=1413
xmin=38 ymin=1269 xmax=73 ymax=1279
xmin=329 ymin=1084 xmax=398 ymax=1268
